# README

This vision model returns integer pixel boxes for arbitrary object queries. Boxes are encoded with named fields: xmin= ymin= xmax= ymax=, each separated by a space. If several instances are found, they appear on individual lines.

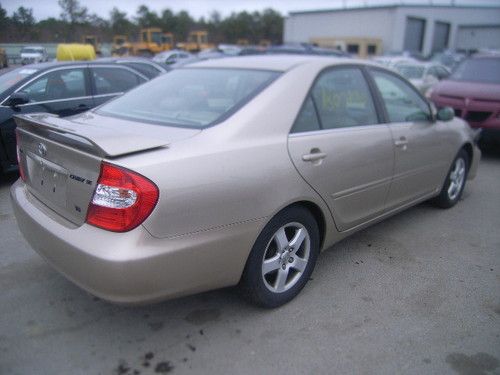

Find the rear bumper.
xmin=11 ymin=180 xmax=262 ymax=304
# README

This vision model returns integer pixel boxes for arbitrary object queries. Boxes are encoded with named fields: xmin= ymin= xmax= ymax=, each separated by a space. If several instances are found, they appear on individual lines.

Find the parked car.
xmin=152 ymin=50 xmax=197 ymax=67
xmin=20 ymin=46 xmax=49 ymax=65
xmin=430 ymin=55 xmax=500 ymax=147
xmin=11 ymin=56 xmax=480 ymax=308
xmin=96 ymin=57 xmax=169 ymax=79
xmin=372 ymin=55 xmax=417 ymax=68
xmin=0 ymin=48 xmax=8 ymax=68
xmin=0 ymin=61 xmax=150 ymax=174
xmin=430 ymin=50 xmax=466 ymax=71
xmin=394 ymin=62 xmax=450 ymax=95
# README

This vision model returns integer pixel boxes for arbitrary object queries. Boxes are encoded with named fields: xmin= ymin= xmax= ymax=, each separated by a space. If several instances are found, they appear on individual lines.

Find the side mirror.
xmin=7 ymin=92 xmax=29 ymax=107
xmin=436 ymin=106 xmax=454 ymax=122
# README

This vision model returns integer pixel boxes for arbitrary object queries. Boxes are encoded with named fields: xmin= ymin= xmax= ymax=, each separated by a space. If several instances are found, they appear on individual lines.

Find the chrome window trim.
xmin=93 ymin=93 xmax=123 ymax=98
xmin=288 ymin=123 xmax=388 ymax=138
xmin=1 ymin=64 xmax=147 ymax=106
xmin=0 ymin=65 xmax=88 ymax=106
xmin=1 ymin=95 xmax=93 ymax=108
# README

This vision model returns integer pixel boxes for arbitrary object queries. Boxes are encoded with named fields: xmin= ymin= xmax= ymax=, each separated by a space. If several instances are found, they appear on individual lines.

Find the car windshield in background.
xmin=97 ymin=68 xmax=279 ymax=128
xmin=0 ymin=67 xmax=38 ymax=93
xmin=396 ymin=65 xmax=425 ymax=80
xmin=21 ymin=48 xmax=42 ymax=54
xmin=451 ymin=58 xmax=500 ymax=84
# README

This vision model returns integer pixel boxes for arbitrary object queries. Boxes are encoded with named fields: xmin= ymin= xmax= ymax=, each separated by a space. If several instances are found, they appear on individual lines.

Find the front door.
xmin=288 ymin=66 xmax=394 ymax=232
xmin=368 ymin=68 xmax=452 ymax=210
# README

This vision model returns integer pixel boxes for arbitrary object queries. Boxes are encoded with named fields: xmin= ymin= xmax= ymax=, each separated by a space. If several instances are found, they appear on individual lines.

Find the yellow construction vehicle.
xmin=130 ymin=28 xmax=165 ymax=57
xmin=259 ymin=39 xmax=271 ymax=48
xmin=82 ymin=35 xmax=101 ymax=56
xmin=112 ymin=35 xmax=132 ymax=56
xmin=178 ymin=31 xmax=213 ymax=52
xmin=161 ymin=32 xmax=174 ymax=51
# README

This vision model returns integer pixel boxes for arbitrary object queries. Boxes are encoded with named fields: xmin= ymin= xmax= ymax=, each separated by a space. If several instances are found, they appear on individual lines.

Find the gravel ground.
xmin=0 ymin=151 xmax=499 ymax=375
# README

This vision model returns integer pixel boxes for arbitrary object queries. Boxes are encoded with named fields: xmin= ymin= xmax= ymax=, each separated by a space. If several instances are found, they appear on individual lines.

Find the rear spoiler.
xmin=14 ymin=113 xmax=168 ymax=158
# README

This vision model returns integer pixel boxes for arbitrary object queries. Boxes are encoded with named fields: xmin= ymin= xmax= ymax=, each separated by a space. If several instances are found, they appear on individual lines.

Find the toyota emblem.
xmin=37 ymin=143 xmax=47 ymax=157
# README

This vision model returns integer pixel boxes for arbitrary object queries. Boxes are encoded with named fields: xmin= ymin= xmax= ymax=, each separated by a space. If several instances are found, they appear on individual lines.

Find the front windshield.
xmin=396 ymin=65 xmax=425 ymax=80
xmin=21 ymin=48 xmax=42 ymax=54
xmin=451 ymin=58 xmax=500 ymax=84
xmin=97 ymin=68 xmax=279 ymax=128
xmin=151 ymin=32 xmax=162 ymax=45
xmin=0 ymin=67 xmax=38 ymax=93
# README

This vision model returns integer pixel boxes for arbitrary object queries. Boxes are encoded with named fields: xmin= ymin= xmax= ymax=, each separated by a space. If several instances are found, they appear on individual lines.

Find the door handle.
xmin=75 ymin=104 xmax=90 ymax=110
xmin=394 ymin=137 xmax=408 ymax=148
xmin=302 ymin=150 xmax=327 ymax=162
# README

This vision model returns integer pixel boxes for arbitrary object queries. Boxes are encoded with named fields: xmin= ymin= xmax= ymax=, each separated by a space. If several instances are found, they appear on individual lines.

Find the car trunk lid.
xmin=14 ymin=112 xmax=198 ymax=226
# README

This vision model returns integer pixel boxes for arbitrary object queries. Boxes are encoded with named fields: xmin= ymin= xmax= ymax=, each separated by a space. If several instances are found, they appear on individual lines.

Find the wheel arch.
xmin=462 ymin=142 xmax=473 ymax=165
xmin=272 ymin=200 xmax=328 ymax=251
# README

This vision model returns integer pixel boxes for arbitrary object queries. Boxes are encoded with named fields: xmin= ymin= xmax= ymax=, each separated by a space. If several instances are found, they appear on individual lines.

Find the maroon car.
xmin=430 ymin=55 xmax=500 ymax=147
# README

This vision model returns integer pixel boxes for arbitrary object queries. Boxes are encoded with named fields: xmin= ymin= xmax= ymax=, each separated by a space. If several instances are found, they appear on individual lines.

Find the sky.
xmin=3 ymin=0 xmax=500 ymax=20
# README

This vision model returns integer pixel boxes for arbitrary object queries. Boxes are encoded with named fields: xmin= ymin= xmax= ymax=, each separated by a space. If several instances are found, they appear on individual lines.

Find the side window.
xmin=92 ymin=67 xmax=144 ymax=95
xmin=21 ymin=68 xmax=86 ymax=102
xmin=371 ymin=70 xmax=431 ymax=122
xmin=311 ymin=67 xmax=378 ymax=129
xmin=291 ymin=96 xmax=321 ymax=133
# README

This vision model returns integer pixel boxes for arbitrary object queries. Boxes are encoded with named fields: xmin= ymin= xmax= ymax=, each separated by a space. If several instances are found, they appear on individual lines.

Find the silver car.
xmin=20 ymin=46 xmax=49 ymax=65
xmin=395 ymin=62 xmax=451 ymax=96
xmin=11 ymin=56 xmax=480 ymax=307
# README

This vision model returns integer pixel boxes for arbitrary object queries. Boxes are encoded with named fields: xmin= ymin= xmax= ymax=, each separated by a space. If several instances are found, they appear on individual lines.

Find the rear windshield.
xmin=0 ymin=67 xmax=38 ymax=93
xmin=97 ymin=68 xmax=279 ymax=128
xmin=451 ymin=58 xmax=500 ymax=84
xmin=396 ymin=65 xmax=425 ymax=80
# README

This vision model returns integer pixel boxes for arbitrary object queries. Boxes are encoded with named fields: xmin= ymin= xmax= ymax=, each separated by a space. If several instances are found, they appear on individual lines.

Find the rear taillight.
xmin=86 ymin=162 xmax=159 ymax=232
xmin=15 ymin=131 xmax=26 ymax=181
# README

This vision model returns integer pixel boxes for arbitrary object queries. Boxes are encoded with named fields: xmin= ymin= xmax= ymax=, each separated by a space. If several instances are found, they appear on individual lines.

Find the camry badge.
xmin=37 ymin=143 xmax=47 ymax=157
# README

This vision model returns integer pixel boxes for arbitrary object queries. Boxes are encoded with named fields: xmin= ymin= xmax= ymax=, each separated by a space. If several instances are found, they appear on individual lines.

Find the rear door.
xmin=288 ymin=66 xmax=394 ymax=231
xmin=90 ymin=66 xmax=147 ymax=107
xmin=367 ymin=68 xmax=452 ymax=209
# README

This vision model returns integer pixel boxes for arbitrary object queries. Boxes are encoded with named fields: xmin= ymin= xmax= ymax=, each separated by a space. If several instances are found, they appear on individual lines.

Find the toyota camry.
xmin=11 ymin=55 xmax=480 ymax=307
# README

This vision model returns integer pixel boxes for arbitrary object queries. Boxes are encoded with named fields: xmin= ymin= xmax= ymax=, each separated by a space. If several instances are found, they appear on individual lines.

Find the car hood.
xmin=433 ymin=80 xmax=500 ymax=100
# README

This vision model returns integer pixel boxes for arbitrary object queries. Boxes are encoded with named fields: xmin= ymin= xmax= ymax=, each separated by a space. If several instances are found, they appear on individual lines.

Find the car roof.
xmin=187 ymin=54 xmax=359 ymax=71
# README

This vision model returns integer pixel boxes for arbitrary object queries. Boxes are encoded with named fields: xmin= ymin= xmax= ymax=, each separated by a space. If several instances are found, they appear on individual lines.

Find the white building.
xmin=284 ymin=4 xmax=500 ymax=57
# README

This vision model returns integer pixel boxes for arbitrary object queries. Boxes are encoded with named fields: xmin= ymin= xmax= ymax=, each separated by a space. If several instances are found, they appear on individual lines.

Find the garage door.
xmin=432 ymin=22 xmax=450 ymax=53
xmin=404 ymin=17 xmax=426 ymax=52
xmin=457 ymin=26 xmax=500 ymax=51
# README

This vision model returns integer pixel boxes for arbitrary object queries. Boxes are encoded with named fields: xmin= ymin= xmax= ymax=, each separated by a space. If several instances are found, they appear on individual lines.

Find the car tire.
xmin=240 ymin=206 xmax=320 ymax=308
xmin=433 ymin=149 xmax=469 ymax=209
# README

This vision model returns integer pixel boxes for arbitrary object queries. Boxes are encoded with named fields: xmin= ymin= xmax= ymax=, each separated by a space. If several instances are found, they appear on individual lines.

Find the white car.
xmin=152 ymin=49 xmax=195 ymax=67
xmin=395 ymin=63 xmax=451 ymax=95
xmin=20 ymin=46 xmax=48 ymax=65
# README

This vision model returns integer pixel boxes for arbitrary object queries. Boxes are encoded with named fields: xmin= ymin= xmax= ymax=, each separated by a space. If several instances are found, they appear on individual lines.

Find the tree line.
xmin=0 ymin=0 xmax=284 ymax=45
